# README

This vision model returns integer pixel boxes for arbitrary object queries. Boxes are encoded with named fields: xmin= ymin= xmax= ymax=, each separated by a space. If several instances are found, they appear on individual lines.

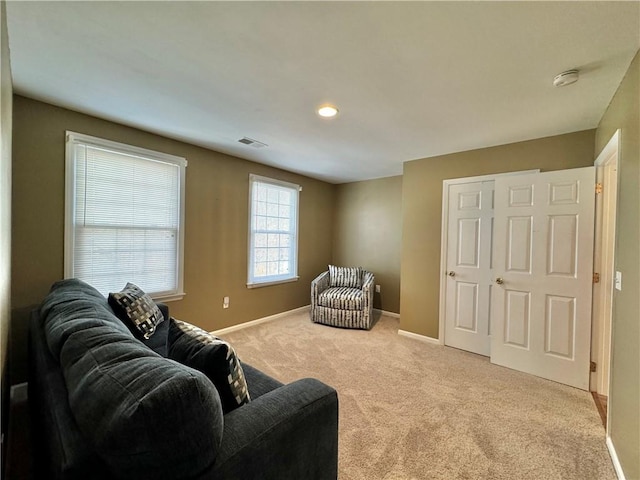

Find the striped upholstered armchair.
xmin=311 ymin=265 xmax=375 ymax=330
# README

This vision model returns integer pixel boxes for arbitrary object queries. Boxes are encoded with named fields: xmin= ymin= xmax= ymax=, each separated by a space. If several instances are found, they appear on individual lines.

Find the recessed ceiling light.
xmin=317 ymin=104 xmax=339 ymax=118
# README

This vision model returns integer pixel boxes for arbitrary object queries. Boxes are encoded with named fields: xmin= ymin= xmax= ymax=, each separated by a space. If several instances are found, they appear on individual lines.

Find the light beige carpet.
xmin=221 ymin=312 xmax=615 ymax=480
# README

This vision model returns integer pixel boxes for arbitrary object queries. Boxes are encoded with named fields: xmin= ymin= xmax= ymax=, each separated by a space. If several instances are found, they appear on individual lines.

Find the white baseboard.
xmin=606 ymin=435 xmax=626 ymax=480
xmin=398 ymin=329 xmax=441 ymax=345
xmin=212 ymin=305 xmax=310 ymax=336
xmin=374 ymin=308 xmax=400 ymax=318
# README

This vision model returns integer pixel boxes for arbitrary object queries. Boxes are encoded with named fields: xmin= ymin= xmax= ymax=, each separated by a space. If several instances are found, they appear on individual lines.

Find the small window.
xmin=247 ymin=174 xmax=299 ymax=287
xmin=64 ymin=132 xmax=186 ymax=300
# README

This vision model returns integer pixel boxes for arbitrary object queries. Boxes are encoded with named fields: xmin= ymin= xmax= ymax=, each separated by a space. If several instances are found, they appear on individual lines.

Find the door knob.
xmin=448 ymin=271 xmax=456 ymax=277
xmin=495 ymin=277 xmax=504 ymax=285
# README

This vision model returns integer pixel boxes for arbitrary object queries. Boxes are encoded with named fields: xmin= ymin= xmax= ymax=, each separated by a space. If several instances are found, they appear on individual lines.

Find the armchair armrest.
xmin=212 ymin=378 xmax=338 ymax=480
xmin=311 ymin=271 xmax=330 ymax=312
xmin=362 ymin=271 xmax=375 ymax=305
xmin=362 ymin=271 xmax=375 ymax=328
xmin=311 ymin=271 xmax=330 ymax=293
xmin=362 ymin=271 xmax=374 ymax=291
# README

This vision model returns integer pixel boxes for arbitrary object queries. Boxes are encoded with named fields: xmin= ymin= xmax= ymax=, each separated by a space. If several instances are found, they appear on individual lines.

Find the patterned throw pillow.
xmin=329 ymin=265 xmax=363 ymax=288
xmin=168 ymin=318 xmax=250 ymax=413
xmin=108 ymin=283 xmax=164 ymax=340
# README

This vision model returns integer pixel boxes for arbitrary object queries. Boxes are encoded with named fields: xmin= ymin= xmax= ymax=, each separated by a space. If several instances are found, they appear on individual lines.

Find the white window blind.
xmin=248 ymin=174 xmax=299 ymax=287
xmin=65 ymin=132 xmax=186 ymax=299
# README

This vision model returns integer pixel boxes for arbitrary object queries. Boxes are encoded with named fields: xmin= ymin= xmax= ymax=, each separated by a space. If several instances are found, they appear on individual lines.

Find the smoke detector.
xmin=553 ymin=70 xmax=579 ymax=87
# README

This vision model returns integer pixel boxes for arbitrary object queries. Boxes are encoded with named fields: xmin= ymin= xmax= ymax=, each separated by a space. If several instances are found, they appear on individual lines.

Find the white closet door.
xmin=444 ymin=181 xmax=494 ymax=356
xmin=491 ymin=167 xmax=595 ymax=390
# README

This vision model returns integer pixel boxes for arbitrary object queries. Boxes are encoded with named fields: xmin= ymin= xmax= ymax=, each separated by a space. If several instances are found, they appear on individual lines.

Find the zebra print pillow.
xmin=328 ymin=265 xmax=363 ymax=288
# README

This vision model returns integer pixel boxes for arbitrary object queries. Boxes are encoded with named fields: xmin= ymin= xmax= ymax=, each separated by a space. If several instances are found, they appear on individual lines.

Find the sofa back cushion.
xmin=40 ymin=279 xmax=132 ymax=358
xmin=29 ymin=311 xmax=113 ymax=479
xmin=60 ymin=329 xmax=223 ymax=480
xmin=41 ymin=279 xmax=224 ymax=480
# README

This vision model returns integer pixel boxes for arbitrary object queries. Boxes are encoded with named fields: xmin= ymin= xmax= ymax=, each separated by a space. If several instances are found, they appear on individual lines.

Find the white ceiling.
xmin=6 ymin=1 xmax=640 ymax=184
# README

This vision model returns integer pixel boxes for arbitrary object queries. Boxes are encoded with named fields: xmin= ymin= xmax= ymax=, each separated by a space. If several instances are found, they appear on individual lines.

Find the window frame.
xmin=247 ymin=174 xmax=300 ymax=288
xmin=64 ymin=131 xmax=187 ymax=301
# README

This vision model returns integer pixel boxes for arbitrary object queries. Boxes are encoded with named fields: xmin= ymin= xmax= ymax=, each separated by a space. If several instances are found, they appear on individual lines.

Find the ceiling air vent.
xmin=238 ymin=137 xmax=268 ymax=149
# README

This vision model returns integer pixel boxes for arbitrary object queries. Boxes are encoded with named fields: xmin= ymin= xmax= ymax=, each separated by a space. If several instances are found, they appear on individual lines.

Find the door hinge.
xmin=590 ymin=361 xmax=597 ymax=372
xmin=593 ymin=272 xmax=600 ymax=283
xmin=595 ymin=183 xmax=603 ymax=194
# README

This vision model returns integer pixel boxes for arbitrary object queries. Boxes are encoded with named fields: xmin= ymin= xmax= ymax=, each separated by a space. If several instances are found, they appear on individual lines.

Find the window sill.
xmin=246 ymin=277 xmax=299 ymax=289
xmin=151 ymin=292 xmax=186 ymax=302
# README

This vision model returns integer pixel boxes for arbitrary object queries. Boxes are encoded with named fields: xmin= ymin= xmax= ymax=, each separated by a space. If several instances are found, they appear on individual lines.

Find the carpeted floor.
xmin=221 ymin=311 xmax=615 ymax=480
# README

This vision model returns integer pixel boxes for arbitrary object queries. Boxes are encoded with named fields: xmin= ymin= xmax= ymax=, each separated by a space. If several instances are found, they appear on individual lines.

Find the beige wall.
xmin=1 ymin=2 xmax=13 ymax=387
xmin=595 ymin=50 xmax=639 ymax=480
xmin=333 ymin=176 xmax=402 ymax=313
xmin=400 ymin=129 xmax=596 ymax=338
xmin=11 ymin=95 xmax=335 ymax=382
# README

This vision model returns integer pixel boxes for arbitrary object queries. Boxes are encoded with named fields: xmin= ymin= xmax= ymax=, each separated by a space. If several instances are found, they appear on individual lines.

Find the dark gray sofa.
xmin=29 ymin=279 xmax=338 ymax=480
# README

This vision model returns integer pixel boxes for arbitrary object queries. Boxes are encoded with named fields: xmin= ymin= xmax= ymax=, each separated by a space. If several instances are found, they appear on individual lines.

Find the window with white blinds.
xmin=65 ymin=132 xmax=186 ymax=299
xmin=247 ymin=174 xmax=299 ymax=287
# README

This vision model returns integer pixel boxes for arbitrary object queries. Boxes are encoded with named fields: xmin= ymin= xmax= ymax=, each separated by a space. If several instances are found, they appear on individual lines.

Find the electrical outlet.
xmin=223 ymin=296 xmax=230 ymax=309
xmin=375 ymin=284 xmax=381 ymax=293
xmin=615 ymin=271 xmax=622 ymax=291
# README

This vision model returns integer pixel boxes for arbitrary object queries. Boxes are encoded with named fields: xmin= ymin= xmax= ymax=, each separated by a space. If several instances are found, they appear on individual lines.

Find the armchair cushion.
xmin=328 ymin=265 xmax=362 ymax=288
xmin=318 ymin=287 xmax=363 ymax=311
xmin=168 ymin=318 xmax=251 ymax=413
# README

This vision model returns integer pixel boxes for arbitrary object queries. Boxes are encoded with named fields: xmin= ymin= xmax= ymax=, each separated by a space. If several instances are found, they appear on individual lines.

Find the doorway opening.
xmin=591 ymin=129 xmax=620 ymax=430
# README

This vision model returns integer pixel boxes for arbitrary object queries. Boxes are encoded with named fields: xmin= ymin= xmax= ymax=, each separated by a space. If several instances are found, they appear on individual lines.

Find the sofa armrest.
xmin=212 ymin=378 xmax=338 ymax=480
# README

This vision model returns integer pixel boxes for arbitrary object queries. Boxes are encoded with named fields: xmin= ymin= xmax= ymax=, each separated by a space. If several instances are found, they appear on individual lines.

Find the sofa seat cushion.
xmin=241 ymin=362 xmax=284 ymax=399
xmin=318 ymin=287 xmax=363 ymax=311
